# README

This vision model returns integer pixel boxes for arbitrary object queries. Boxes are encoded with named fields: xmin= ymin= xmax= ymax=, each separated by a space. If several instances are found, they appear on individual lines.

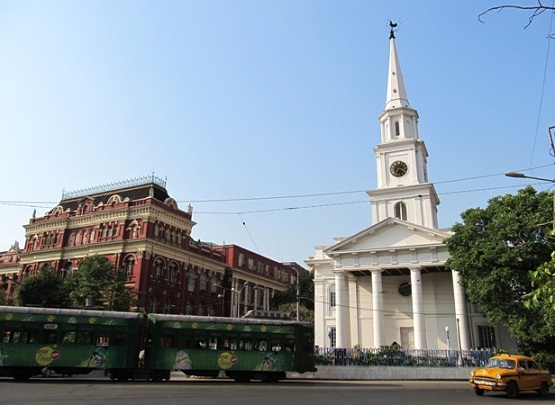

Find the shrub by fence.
xmin=314 ymin=347 xmax=492 ymax=368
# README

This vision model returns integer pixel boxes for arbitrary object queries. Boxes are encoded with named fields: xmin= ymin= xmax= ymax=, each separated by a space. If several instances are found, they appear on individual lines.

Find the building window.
xmin=400 ymin=327 xmax=414 ymax=349
xmin=329 ymin=286 xmax=336 ymax=315
xmin=394 ymin=202 xmax=407 ymax=220
xmin=187 ymin=269 xmax=196 ymax=292
xmin=169 ymin=263 xmax=178 ymax=284
xmin=248 ymin=258 xmax=255 ymax=271
xmin=155 ymin=260 xmax=165 ymax=280
xmin=257 ymin=262 xmax=264 ymax=273
xmin=238 ymin=253 xmax=245 ymax=267
xmin=328 ymin=327 xmax=336 ymax=348
xmin=164 ymin=300 xmax=172 ymax=314
xmin=185 ymin=301 xmax=193 ymax=315
xmin=199 ymin=272 xmax=207 ymax=291
xmin=395 ymin=121 xmax=400 ymax=136
xmin=125 ymin=257 xmax=135 ymax=278
xmin=210 ymin=275 xmax=218 ymax=293
xmin=151 ymin=296 xmax=159 ymax=313
xmin=61 ymin=263 xmax=73 ymax=279
xmin=477 ymin=325 xmax=496 ymax=349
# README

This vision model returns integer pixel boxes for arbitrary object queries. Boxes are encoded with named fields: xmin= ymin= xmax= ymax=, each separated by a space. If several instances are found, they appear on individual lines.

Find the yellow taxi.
xmin=470 ymin=354 xmax=553 ymax=398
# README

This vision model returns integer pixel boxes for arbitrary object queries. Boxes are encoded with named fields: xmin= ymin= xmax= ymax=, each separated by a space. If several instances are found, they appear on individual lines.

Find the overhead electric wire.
xmin=0 ymin=165 xmax=553 ymax=213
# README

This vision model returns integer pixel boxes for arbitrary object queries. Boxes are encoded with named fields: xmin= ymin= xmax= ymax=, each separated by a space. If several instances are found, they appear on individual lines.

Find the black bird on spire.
xmin=389 ymin=20 xmax=398 ymax=39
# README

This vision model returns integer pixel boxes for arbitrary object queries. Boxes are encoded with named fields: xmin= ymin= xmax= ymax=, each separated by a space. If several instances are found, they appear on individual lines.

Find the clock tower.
xmin=368 ymin=28 xmax=440 ymax=228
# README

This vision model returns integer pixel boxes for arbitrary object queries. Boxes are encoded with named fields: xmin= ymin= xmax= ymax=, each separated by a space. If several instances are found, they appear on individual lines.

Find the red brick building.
xmin=1 ymin=176 xmax=301 ymax=316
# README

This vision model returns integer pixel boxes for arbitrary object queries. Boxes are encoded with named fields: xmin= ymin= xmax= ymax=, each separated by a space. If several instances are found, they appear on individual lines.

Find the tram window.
xmin=176 ymin=337 xmax=190 ymax=349
xmin=223 ymin=339 xmax=230 ymax=349
xmin=44 ymin=331 xmax=57 ymax=344
xmin=97 ymin=336 xmax=110 ymax=346
xmin=12 ymin=331 xmax=26 ymax=343
xmin=27 ymin=331 xmax=38 ymax=343
xmin=161 ymin=335 xmax=173 ymax=348
xmin=62 ymin=331 xmax=76 ymax=344
xmin=257 ymin=340 xmax=267 ymax=351
xmin=284 ymin=340 xmax=295 ymax=352
xmin=195 ymin=340 xmax=206 ymax=349
xmin=77 ymin=332 xmax=92 ymax=345
xmin=2 ymin=331 xmax=11 ymax=343
xmin=244 ymin=340 xmax=253 ymax=351
xmin=271 ymin=342 xmax=281 ymax=352
xmin=112 ymin=334 xmax=127 ymax=346
xmin=209 ymin=338 xmax=218 ymax=350
xmin=230 ymin=339 xmax=237 ymax=350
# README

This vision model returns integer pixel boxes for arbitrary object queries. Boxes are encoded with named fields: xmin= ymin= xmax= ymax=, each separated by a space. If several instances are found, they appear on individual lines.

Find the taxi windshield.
xmin=486 ymin=358 xmax=515 ymax=369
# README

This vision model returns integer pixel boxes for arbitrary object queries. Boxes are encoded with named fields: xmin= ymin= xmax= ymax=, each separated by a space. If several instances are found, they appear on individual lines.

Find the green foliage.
xmin=16 ymin=265 xmax=70 ymax=307
xmin=445 ymin=186 xmax=555 ymax=350
xmin=271 ymin=270 xmax=314 ymax=310
xmin=68 ymin=255 xmax=135 ymax=311
xmin=276 ymin=303 xmax=314 ymax=323
xmin=525 ymin=247 xmax=555 ymax=311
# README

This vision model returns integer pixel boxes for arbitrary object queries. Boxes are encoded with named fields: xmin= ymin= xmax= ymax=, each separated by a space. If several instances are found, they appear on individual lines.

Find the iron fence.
xmin=314 ymin=347 xmax=492 ymax=368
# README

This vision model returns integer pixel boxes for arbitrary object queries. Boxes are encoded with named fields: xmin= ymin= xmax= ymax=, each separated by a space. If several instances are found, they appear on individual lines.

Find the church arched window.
xmin=394 ymin=202 xmax=407 ymax=221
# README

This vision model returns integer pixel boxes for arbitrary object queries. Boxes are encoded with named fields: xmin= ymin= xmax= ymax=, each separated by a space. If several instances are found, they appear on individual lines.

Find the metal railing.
xmin=314 ymin=347 xmax=493 ymax=368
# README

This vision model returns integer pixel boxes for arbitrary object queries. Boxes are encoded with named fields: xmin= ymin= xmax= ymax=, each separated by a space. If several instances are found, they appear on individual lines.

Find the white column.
xmin=452 ymin=270 xmax=471 ymax=350
xmin=264 ymin=288 xmax=270 ymax=311
xmin=371 ymin=269 xmax=384 ymax=348
xmin=334 ymin=271 xmax=348 ymax=348
xmin=410 ymin=268 xmax=426 ymax=349
xmin=254 ymin=286 xmax=259 ymax=311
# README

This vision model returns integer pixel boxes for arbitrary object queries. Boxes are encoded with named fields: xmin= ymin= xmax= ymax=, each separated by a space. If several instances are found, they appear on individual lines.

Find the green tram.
xmin=144 ymin=314 xmax=315 ymax=382
xmin=0 ymin=306 xmax=147 ymax=381
xmin=0 ymin=306 xmax=315 ymax=382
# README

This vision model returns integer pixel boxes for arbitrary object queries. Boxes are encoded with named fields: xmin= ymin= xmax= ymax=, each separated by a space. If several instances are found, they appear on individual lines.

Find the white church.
xmin=306 ymin=28 xmax=517 ymax=352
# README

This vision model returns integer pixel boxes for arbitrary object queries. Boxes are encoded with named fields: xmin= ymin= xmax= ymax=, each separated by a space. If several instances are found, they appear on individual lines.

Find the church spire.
xmin=385 ymin=22 xmax=409 ymax=110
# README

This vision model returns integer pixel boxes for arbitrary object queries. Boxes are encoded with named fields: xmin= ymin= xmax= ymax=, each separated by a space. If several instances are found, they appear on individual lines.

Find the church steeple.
xmin=368 ymin=24 xmax=440 ymax=229
xmin=385 ymin=23 xmax=409 ymax=110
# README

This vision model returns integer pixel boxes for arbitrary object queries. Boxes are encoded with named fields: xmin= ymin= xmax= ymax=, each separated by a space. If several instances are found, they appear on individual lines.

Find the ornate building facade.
xmin=307 ymin=29 xmax=517 ymax=351
xmin=1 ymin=175 xmax=298 ymax=315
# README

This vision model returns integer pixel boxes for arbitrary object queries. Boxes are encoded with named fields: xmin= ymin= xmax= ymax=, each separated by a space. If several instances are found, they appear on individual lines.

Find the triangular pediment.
xmin=325 ymin=218 xmax=451 ymax=255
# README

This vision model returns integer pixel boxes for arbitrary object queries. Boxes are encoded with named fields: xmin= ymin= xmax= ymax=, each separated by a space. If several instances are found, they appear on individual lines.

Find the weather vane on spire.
xmin=389 ymin=20 xmax=398 ymax=39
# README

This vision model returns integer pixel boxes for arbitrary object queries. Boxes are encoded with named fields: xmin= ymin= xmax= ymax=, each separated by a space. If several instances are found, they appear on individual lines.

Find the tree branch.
xmin=479 ymin=2 xmax=555 ymax=29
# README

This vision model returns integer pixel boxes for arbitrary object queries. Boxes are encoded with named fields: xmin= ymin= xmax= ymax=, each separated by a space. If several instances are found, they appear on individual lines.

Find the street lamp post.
xmin=505 ymin=171 xmax=555 ymax=230
xmin=232 ymin=282 xmax=249 ymax=318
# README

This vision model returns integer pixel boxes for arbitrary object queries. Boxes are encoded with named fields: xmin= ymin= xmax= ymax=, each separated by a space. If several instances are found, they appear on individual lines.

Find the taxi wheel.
xmin=506 ymin=381 xmax=519 ymax=399
xmin=537 ymin=381 xmax=548 ymax=396
xmin=474 ymin=387 xmax=484 ymax=396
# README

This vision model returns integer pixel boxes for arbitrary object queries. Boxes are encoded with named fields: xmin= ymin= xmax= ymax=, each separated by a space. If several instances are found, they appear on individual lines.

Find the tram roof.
xmin=0 ymin=306 xmax=141 ymax=320
xmin=149 ymin=313 xmax=312 ymax=328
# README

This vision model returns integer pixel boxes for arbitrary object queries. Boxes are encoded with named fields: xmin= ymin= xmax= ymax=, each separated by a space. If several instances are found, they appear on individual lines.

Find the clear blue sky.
xmin=0 ymin=1 xmax=553 ymax=266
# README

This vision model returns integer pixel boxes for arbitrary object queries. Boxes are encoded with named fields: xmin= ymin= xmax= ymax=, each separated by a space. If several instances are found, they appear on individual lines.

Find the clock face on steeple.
xmin=390 ymin=160 xmax=408 ymax=177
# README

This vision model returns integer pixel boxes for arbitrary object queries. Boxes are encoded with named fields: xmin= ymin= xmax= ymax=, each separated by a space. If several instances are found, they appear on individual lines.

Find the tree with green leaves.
xmin=445 ymin=186 xmax=555 ymax=352
xmin=68 ymin=255 xmax=135 ymax=311
xmin=16 ymin=265 xmax=70 ymax=307
xmin=525 ymin=250 xmax=555 ymax=337
xmin=271 ymin=269 xmax=314 ymax=322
